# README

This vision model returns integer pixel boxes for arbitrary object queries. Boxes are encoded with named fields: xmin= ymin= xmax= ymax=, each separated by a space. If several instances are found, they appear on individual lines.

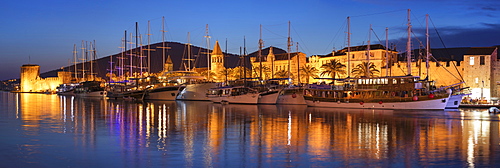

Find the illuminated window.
xmin=475 ymin=77 xmax=479 ymax=83
xmin=470 ymin=57 xmax=474 ymax=65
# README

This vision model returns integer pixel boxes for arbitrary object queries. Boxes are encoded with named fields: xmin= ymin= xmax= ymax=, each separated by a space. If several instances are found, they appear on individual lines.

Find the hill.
xmin=40 ymin=41 xmax=286 ymax=79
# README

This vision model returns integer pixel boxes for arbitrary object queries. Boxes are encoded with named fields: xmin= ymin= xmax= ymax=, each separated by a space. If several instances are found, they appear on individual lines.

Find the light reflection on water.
xmin=1 ymin=92 xmax=500 ymax=167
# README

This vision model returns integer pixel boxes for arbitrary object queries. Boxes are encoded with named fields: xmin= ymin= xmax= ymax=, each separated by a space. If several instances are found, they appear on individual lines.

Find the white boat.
xmin=146 ymin=85 xmax=185 ymax=100
xmin=446 ymin=93 xmax=469 ymax=109
xmin=258 ymin=90 xmax=280 ymax=104
xmin=207 ymin=86 xmax=260 ymax=104
xmin=56 ymin=83 xmax=78 ymax=96
xmin=162 ymin=71 xmax=218 ymax=101
xmin=276 ymin=87 xmax=307 ymax=105
xmin=304 ymin=76 xmax=451 ymax=110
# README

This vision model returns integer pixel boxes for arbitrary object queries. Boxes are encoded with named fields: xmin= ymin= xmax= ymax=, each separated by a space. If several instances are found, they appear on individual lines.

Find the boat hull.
xmin=277 ymin=92 xmax=306 ymax=105
xmin=209 ymin=93 xmax=260 ymax=104
xmin=305 ymin=97 xmax=449 ymax=110
xmin=75 ymin=91 xmax=107 ymax=98
xmin=176 ymin=83 xmax=218 ymax=101
xmin=445 ymin=94 xmax=468 ymax=109
xmin=258 ymin=91 xmax=279 ymax=104
xmin=146 ymin=86 xmax=184 ymax=100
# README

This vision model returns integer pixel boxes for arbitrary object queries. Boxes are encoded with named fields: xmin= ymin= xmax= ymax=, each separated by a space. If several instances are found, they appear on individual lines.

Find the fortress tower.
xmin=20 ymin=64 xmax=40 ymax=92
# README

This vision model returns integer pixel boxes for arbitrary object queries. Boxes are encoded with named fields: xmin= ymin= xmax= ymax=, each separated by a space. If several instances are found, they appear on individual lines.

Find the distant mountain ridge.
xmin=40 ymin=41 xmax=287 ymax=79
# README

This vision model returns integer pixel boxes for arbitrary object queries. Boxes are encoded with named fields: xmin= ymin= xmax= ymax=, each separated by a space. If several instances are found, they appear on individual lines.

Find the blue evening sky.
xmin=1 ymin=0 xmax=499 ymax=80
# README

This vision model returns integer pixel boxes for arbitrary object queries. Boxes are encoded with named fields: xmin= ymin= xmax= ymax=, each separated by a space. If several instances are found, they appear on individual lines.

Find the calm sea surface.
xmin=1 ymin=91 xmax=500 ymax=167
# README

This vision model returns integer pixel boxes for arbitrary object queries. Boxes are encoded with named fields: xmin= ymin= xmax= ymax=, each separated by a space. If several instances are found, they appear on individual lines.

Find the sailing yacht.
xmin=304 ymin=76 xmax=451 ymax=109
xmin=304 ymin=10 xmax=451 ymax=110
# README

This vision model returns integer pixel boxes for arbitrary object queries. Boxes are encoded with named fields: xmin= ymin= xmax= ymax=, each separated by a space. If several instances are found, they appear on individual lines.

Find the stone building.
xmin=463 ymin=47 xmax=499 ymax=101
xmin=250 ymin=47 xmax=307 ymax=83
xmin=20 ymin=64 xmax=71 ymax=92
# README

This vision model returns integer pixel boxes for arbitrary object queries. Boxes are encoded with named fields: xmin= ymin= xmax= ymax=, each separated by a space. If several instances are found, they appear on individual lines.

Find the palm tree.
xmin=320 ymin=59 xmax=346 ymax=84
xmin=351 ymin=62 xmax=380 ymax=78
xmin=252 ymin=65 xmax=271 ymax=80
xmin=275 ymin=70 xmax=291 ymax=78
xmin=300 ymin=65 xmax=319 ymax=84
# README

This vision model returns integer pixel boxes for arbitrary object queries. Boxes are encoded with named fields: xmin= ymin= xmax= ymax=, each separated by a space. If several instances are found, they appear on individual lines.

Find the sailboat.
xmin=275 ymin=21 xmax=307 ymax=105
xmin=175 ymin=29 xmax=218 ymax=101
xmin=74 ymin=41 xmax=107 ymax=98
xmin=304 ymin=10 xmax=451 ymax=110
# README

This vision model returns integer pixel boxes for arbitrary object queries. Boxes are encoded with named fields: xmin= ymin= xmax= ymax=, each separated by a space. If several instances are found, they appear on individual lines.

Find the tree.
xmin=274 ymin=70 xmax=292 ymax=78
xmin=351 ymin=62 xmax=380 ymax=78
xmin=232 ymin=66 xmax=251 ymax=79
xmin=252 ymin=65 xmax=271 ymax=80
xmin=218 ymin=67 xmax=233 ymax=83
xmin=300 ymin=65 xmax=319 ymax=84
xmin=200 ymin=70 xmax=216 ymax=81
xmin=320 ymin=59 xmax=346 ymax=84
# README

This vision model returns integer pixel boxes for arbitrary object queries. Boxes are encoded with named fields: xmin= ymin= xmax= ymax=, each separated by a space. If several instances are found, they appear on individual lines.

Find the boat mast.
xmin=347 ymin=17 xmax=351 ymax=78
xmin=366 ymin=24 xmax=371 ymax=77
xmin=205 ymin=24 xmax=211 ymax=80
xmin=147 ymin=20 xmax=151 ymax=74
xmin=122 ymin=30 xmax=126 ymax=79
xmin=129 ymin=32 xmax=134 ymax=78
xmin=296 ymin=42 xmax=300 ymax=84
xmin=90 ymin=41 xmax=94 ymax=81
xmin=244 ymin=36 xmax=247 ymax=83
xmin=385 ymin=27 xmax=389 ymax=77
xmin=158 ymin=16 xmax=170 ymax=72
xmin=406 ymin=9 xmax=412 ymax=76
xmin=73 ymin=44 xmax=77 ymax=80
xmin=239 ymin=46 xmax=242 ymax=79
xmin=258 ymin=24 xmax=263 ymax=80
xmin=426 ymin=14 xmax=430 ymax=80
xmin=81 ymin=40 xmax=86 ymax=81
xmin=225 ymin=38 xmax=228 ymax=83
xmin=287 ymin=21 xmax=292 ymax=84
xmin=187 ymin=32 xmax=191 ymax=71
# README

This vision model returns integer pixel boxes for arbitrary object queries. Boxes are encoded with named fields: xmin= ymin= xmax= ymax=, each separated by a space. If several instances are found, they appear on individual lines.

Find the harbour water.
xmin=1 ymin=91 xmax=500 ymax=167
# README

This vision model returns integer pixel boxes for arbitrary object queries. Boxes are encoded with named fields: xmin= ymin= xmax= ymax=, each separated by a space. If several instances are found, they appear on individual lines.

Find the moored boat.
xmin=207 ymin=86 xmax=260 ymax=104
xmin=304 ymin=76 xmax=451 ymax=110
xmin=74 ymin=81 xmax=107 ymax=97
xmin=277 ymin=86 xmax=307 ymax=105
xmin=146 ymin=85 xmax=185 ymax=100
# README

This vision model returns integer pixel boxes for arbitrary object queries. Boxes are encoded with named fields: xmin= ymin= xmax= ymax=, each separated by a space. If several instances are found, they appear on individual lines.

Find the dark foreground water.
xmin=1 ymin=92 xmax=500 ymax=167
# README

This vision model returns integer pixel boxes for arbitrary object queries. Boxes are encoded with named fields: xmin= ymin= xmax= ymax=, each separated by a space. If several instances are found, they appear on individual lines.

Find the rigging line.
xmin=262 ymin=26 xmax=287 ymax=38
xmin=430 ymin=16 xmax=465 ymax=82
xmin=431 ymin=56 xmax=462 ymax=81
xmin=350 ymin=9 xmax=406 ymax=18
xmin=323 ymin=19 xmax=346 ymax=54
xmin=291 ymin=26 xmax=311 ymax=54
xmin=263 ymin=22 xmax=289 ymax=27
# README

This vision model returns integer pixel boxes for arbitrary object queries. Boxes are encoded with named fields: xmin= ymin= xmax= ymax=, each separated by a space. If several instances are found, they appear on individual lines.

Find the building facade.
xmin=20 ymin=64 xmax=71 ymax=92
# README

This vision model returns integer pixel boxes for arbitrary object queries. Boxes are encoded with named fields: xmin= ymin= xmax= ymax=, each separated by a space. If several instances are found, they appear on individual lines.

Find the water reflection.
xmin=2 ymin=92 xmax=500 ymax=167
